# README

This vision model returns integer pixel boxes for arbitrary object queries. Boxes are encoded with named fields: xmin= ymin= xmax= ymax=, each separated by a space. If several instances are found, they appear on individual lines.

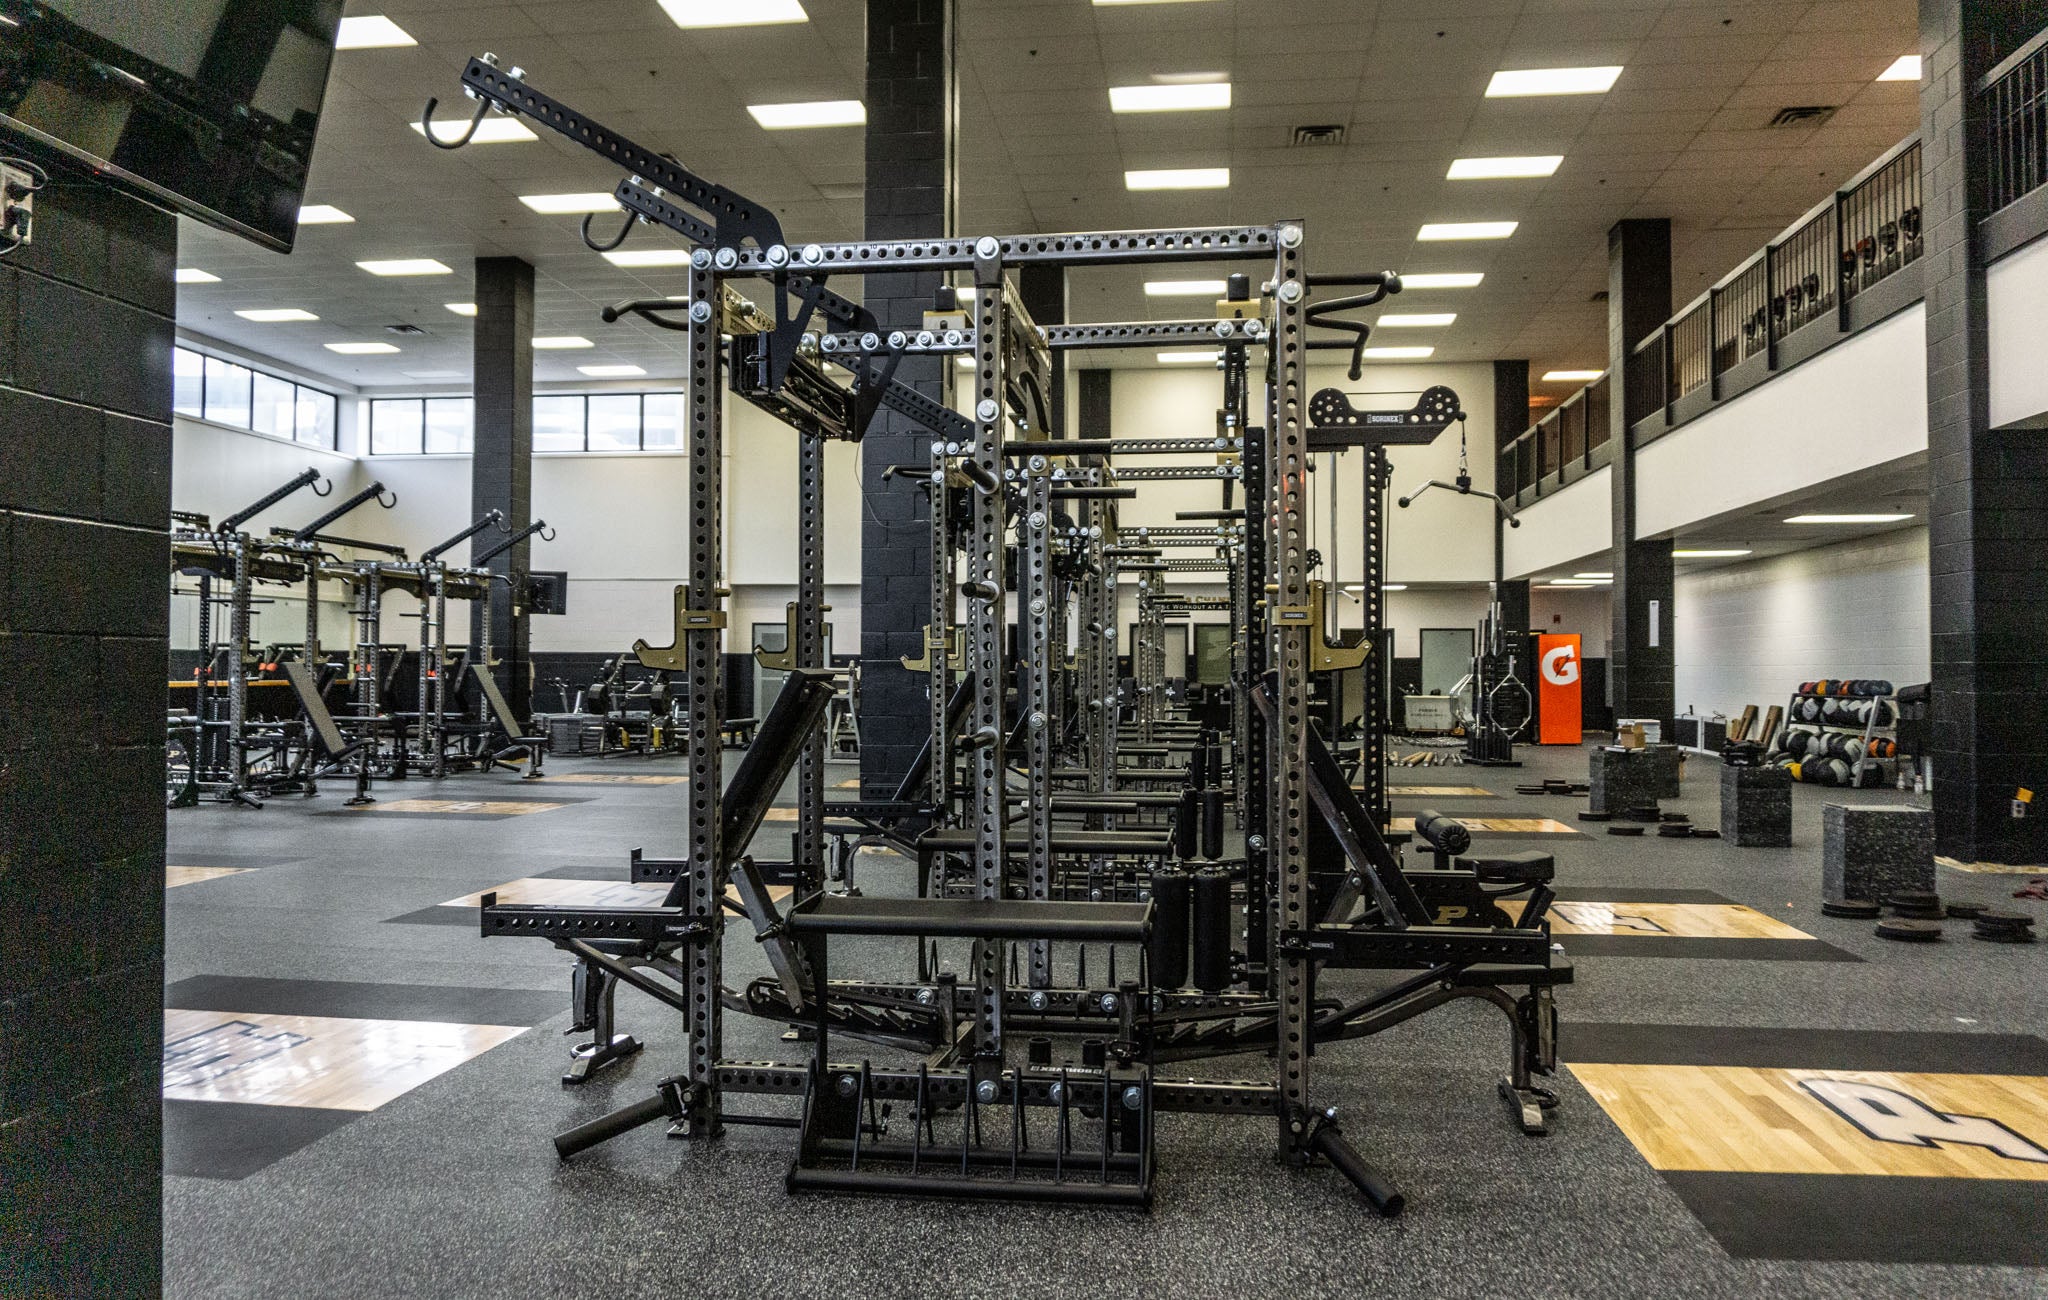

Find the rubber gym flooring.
xmin=162 ymin=744 xmax=2048 ymax=1298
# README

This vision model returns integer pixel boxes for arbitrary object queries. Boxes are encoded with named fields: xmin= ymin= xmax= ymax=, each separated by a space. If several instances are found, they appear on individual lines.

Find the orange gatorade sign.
xmin=1537 ymin=634 xmax=1583 ymax=745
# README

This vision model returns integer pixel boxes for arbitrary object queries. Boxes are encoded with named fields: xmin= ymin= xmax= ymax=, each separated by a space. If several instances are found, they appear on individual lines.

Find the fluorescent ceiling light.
xmin=335 ymin=15 xmax=415 ymax=49
xmin=1376 ymin=313 xmax=1455 ymax=327
xmin=1673 ymin=549 xmax=1752 ymax=558
xmin=1362 ymin=346 xmax=1434 ymax=359
xmin=1485 ymin=66 xmax=1623 ymax=97
xmin=1448 ymin=155 xmax=1563 ymax=180
xmin=1542 ymin=368 xmax=1605 ymax=382
xmin=1110 ymin=83 xmax=1231 ymax=113
xmin=234 ymin=308 xmax=318 ymax=322
xmin=519 ymin=192 xmax=621 ymax=214
xmin=411 ymin=117 xmax=537 ymax=145
xmin=174 ymin=268 xmax=219 ymax=284
xmin=1546 ymin=578 xmax=1600 ymax=586
xmin=1157 ymin=350 xmax=1220 ymax=364
xmin=1573 ymin=572 xmax=1614 ymax=579
xmin=1126 ymin=167 xmax=1229 ymax=190
xmin=1381 ymin=584 xmax=1408 ymax=592
xmin=579 ymin=364 xmax=648 ymax=377
xmin=659 ymin=0 xmax=807 ymax=26
xmin=357 ymin=258 xmax=453 ymax=277
xmin=1398 ymin=272 xmax=1483 ymax=289
xmin=603 ymin=249 xmax=696 ymax=267
xmin=532 ymin=336 xmax=594 ymax=350
xmin=1785 ymin=513 xmax=1913 ymax=524
xmin=747 ymin=100 xmax=866 ymax=129
xmin=1878 ymin=55 xmax=1921 ymax=82
xmin=297 ymin=204 xmax=353 ymax=225
xmin=403 ymin=370 xmax=466 ymax=380
xmin=1144 ymin=279 xmax=1228 ymax=297
xmin=326 ymin=342 xmax=400 ymax=355
xmin=445 ymin=302 xmax=478 ymax=316
xmin=1419 ymin=221 xmax=1517 ymax=241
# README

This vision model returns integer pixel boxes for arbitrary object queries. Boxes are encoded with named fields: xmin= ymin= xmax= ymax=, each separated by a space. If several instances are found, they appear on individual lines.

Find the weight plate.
xmin=1874 ymin=919 xmax=1943 ymax=941
xmin=1822 ymin=899 xmax=1881 ymax=919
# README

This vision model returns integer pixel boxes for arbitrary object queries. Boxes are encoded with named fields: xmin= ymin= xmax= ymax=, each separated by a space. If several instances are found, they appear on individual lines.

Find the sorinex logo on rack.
xmin=1541 ymin=643 xmax=1580 ymax=686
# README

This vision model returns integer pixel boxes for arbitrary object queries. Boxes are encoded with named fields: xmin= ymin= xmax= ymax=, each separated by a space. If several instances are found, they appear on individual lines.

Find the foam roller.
xmin=1148 ymin=867 xmax=1191 ymax=989
xmin=1190 ymin=868 xmax=1232 ymax=992
xmin=1411 ymin=809 xmax=1472 ymax=856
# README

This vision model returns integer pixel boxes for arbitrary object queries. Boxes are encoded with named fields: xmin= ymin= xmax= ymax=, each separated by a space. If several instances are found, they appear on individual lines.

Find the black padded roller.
xmin=1148 ymin=867 xmax=1191 ymax=990
xmin=1411 ymin=809 xmax=1472 ymax=856
xmin=1191 ymin=867 xmax=1232 ymax=992
xmin=554 ymin=1089 xmax=676 ymax=1159
xmin=1174 ymin=787 xmax=1201 ymax=859
xmin=1201 ymin=788 xmax=1225 ymax=861
xmin=1189 ymin=735 xmax=1211 ymax=789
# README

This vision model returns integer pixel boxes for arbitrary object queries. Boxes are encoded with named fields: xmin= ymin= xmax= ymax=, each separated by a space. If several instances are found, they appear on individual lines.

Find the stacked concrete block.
xmin=1720 ymin=764 xmax=1792 ymax=847
xmin=1822 ymin=804 xmax=1936 ymax=902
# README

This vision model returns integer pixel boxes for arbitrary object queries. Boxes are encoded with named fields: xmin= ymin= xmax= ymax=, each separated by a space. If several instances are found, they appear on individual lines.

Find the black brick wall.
xmin=858 ymin=0 xmax=953 ymax=797
xmin=1606 ymin=219 xmax=1675 ymax=733
xmin=1920 ymin=0 xmax=2048 ymax=864
xmin=0 ymin=182 xmax=171 ymax=1298
xmin=471 ymin=257 xmax=535 ymax=722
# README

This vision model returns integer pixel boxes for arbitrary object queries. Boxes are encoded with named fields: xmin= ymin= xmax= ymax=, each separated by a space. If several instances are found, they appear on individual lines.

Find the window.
xmin=203 ymin=356 xmax=253 ymax=428
xmin=173 ymin=345 xmax=340 ymax=449
xmin=371 ymin=399 xmax=424 ymax=455
xmin=364 ymin=390 xmax=687 ymax=454
xmin=533 ymin=395 xmax=585 ymax=452
xmin=424 ymin=398 xmax=474 ymax=453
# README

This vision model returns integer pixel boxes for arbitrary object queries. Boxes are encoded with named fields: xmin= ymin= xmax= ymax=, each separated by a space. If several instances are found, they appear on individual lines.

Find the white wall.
xmin=1987 ymin=234 xmax=2048 ymax=429
xmin=1502 ymin=466 xmax=1612 ymax=579
xmin=1634 ymin=305 xmax=1927 ymax=539
xmin=1672 ymin=528 xmax=1929 ymax=720
xmin=1530 ymin=586 xmax=1611 ymax=657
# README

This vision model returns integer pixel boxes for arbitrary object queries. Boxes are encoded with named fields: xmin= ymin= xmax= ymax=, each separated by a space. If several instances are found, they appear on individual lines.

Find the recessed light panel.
xmin=1418 ymin=221 xmax=1517 ymax=241
xmin=1542 ymin=369 xmax=1605 ymax=382
xmin=1673 ymin=549 xmax=1752 ymax=557
xmin=579 ymin=364 xmax=649 ymax=377
xmin=1447 ymin=155 xmax=1563 ymax=180
xmin=1398 ymin=272 xmax=1483 ymax=289
xmin=1485 ymin=66 xmax=1623 ymax=97
xmin=234 ymin=308 xmax=318 ymax=322
xmin=747 ymin=100 xmax=866 ymax=129
xmin=357 ymin=259 xmax=454 ymax=277
xmin=1144 ymin=280 xmax=1228 ymax=296
xmin=326 ymin=342 xmax=400 ymax=355
xmin=1785 ymin=513 xmax=1913 ymax=524
xmin=410 ymin=118 xmax=537 ymax=145
xmin=532 ymin=336 xmax=594 ymax=350
xmin=519 ymin=192 xmax=622 ymax=214
xmin=445 ymin=302 xmax=478 ymax=316
xmin=1878 ymin=55 xmax=1921 ymax=81
xmin=1126 ymin=167 xmax=1229 ymax=190
xmin=174 ymin=268 xmax=219 ymax=284
xmin=297 ymin=205 xmax=353 ymax=225
xmin=1157 ymin=350 xmax=1220 ymax=364
xmin=335 ymin=15 xmax=416 ymax=49
xmin=1110 ymin=83 xmax=1231 ymax=113
xmin=1362 ymin=346 xmax=1434 ymax=359
xmin=603 ymin=249 xmax=696 ymax=267
xmin=1376 ymin=313 xmax=1455 ymax=327
xmin=659 ymin=0 xmax=807 ymax=27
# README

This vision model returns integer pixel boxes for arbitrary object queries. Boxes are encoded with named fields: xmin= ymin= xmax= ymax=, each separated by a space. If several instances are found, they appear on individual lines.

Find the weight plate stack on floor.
xmin=1822 ymin=898 xmax=1882 ymax=919
xmin=1874 ymin=918 xmax=1943 ymax=942
xmin=1656 ymin=823 xmax=1693 ymax=838
xmin=1972 ymin=910 xmax=2038 ymax=944
xmin=1624 ymin=804 xmax=1661 ymax=823
xmin=1578 ymin=810 xmax=1612 ymax=822
xmin=1885 ymin=890 xmax=1943 ymax=919
xmin=1689 ymin=827 xmax=1722 ymax=839
xmin=1945 ymin=901 xmax=1988 ymax=920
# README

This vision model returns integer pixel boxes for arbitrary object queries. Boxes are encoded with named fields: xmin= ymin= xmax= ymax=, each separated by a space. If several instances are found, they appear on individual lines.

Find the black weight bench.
xmin=1454 ymin=850 xmax=1555 ymax=884
xmin=470 ymin=664 xmax=549 ymax=778
xmin=720 ymin=716 xmax=758 ymax=747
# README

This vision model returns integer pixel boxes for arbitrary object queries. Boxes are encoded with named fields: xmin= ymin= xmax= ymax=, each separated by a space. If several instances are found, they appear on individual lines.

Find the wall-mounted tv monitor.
xmin=0 ymin=0 xmax=345 ymax=252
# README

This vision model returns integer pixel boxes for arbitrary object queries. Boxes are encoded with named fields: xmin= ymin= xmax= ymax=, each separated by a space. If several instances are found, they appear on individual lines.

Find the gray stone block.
xmin=1720 ymin=764 xmax=1791 ymax=847
xmin=1822 ymin=803 xmax=1935 ymax=902
xmin=1589 ymin=747 xmax=1658 ymax=816
xmin=1642 ymin=743 xmax=1683 ymax=798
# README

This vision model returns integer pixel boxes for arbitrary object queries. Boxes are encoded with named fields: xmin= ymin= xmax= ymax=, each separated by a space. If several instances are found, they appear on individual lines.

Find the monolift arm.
xmin=422 ymin=511 xmax=508 ymax=564
xmin=219 ymin=467 xmax=328 ymax=534
xmin=284 ymin=481 xmax=395 ymax=542
xmin=473 ymin=519 xmax=553 ymax=566
xmin=1305 ymin=271 xmax=1400 ymax=380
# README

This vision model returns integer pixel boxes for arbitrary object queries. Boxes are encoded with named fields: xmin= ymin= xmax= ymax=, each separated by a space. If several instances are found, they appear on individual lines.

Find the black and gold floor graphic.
xmin=539 ymin=773 xmax=687 ymax=785
xmin=1384 ymin=785 xmax=1494 ymax=796
xmin=1388 ymin=814 xmax=1580 ymax=834
xmin=1566 ymin=1023 xmax=2048 ymax=1265
xmin=1522 ymin=887 xmax=1859 ymax=962
xmin=162 ymin=977 xmax=562 ymax=1179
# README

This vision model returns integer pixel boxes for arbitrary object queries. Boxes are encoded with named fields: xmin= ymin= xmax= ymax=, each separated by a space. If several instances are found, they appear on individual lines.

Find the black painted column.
xmin=1921 ymin=0 xmax=2048 ymax=865
xmin=471 ymin=256 xmax=534 ymax=722
xmin=1076 ymin=369 xmax=1111 ymax=439
xmin=1606 ymin=219 xmax=1674 ymax=733
xmin=0 ymin=184 xmax=172 ymax=1297
xmin=1018 ymin=263 xmax=1066 ymax=430
xmin=1491 ymin=360 xmax=1530 ymax=633
xmin=858 ymin=0 xmax=954 ymax=796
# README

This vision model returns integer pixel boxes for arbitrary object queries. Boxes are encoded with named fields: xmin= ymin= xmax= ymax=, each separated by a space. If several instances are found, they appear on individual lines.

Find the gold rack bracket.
xmin=751 ymin=601 xmax=828 ymax=670
xmin=1305 ymin=579 xmax=1371 ymax=672
xmin=634 ymin=584 xmax=726 ymax=671
xmin=899 ymin=623 xmax=962 ymax=672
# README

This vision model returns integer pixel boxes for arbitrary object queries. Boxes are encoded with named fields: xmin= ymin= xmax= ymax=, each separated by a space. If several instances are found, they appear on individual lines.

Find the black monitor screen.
xmin=0 ymin=0 xmax=344 ymax=251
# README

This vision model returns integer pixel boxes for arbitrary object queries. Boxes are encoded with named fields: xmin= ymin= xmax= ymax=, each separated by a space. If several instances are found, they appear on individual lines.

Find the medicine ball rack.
xmin=427 ymin=53 xmax=1570 ymax=1215
xmin=1769 ymin=680 xmax=1899 ymax=787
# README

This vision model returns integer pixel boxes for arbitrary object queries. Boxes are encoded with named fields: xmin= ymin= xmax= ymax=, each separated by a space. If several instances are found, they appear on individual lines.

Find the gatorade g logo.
xmin=1541 ymin=643 xmax=1580 ymax=686
xmin=1801 ymin=1078 xmax=2048 ymax=1163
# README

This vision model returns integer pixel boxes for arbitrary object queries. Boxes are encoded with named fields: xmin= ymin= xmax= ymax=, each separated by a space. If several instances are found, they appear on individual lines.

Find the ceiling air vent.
xmin=1767 ymin=105 xmax=1836 ymax=128
xmin=1290 ymin=124 xmax=1346 ymax=147
xmin=385 ymin=322 xmax=426 ymax=335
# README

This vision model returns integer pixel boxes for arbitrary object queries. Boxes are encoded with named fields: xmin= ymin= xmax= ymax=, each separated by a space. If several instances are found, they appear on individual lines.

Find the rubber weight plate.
xmin=1875 ymin=919 xmax=1943 ymax=941
xmin=1823 ymin=899 xmax=1881 ymax=919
